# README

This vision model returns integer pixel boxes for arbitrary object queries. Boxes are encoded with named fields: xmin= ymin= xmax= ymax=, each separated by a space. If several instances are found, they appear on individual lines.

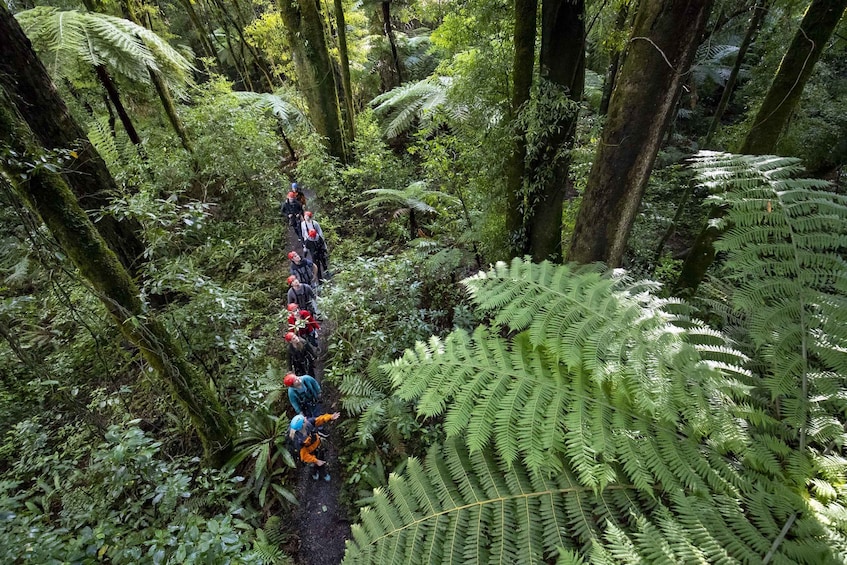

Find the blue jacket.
xmin=288 ymin=375 xmax=321 ymax=415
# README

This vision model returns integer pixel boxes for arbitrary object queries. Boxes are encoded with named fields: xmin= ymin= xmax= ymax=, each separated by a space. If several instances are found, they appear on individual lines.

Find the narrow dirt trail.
xmin=283 ymin=192 xmax=351 ymax=565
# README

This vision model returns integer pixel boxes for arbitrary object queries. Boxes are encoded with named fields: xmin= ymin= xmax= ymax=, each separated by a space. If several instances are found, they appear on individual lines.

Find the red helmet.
xmin=283 ymin=373 xmax=296 ymax=386
xmin=287 ymin=251 xmax=297 ymax=260
xmin=287 ymin=191 xmax=296 ymax=199
xmin=304 ymin=211 xmax=313 ymax=218
xmin=284 ymin=332 xmax=296 ymax=342
xmin=287 ymin=303 xmax=298 ymax=312
xmin=287 ymin=275 xmax=297 ymax=285
xmin=308 ymin=229 xmax=317 ymax=238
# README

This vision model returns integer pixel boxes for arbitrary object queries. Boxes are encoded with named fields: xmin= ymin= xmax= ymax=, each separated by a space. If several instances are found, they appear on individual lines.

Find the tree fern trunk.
xmin=704 ymin=0 xmax=769 ymax=147
xmin=382 ymin=1 xmax=403 ymax=86
xmin=567 ymin=0 xmax=713 ymax=267
xmin=95 ymin=65 xmax=143 ymax=146
xmin=0 ymin=5 xmax=145 ymax=275
xmin=504 ymin=0 xmax=538 ymax=256
xmin=739 ymin=0 xmax=847 ymax=155
xmin=0 ymin=98 xmax=235 ymax=466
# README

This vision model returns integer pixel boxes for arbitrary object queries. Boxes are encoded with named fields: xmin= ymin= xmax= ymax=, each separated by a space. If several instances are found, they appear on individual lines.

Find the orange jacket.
xmin=298 ymin=413 xmax=334 ymax=464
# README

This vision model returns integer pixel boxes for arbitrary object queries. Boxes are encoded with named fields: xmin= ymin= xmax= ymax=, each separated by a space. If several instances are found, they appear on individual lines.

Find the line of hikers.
xmin=280 ymin=182 xmax=339 ymax=482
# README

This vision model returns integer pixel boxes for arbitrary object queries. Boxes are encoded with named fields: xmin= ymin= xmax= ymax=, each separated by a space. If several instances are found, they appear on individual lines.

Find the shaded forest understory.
xmin=1 ymin=0 xmax=847 ymax=563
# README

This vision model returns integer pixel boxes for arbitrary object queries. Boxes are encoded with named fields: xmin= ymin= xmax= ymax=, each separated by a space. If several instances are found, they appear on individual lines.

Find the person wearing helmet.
xmin=291 ymin=182 xmax=307 ymax=207
xmin=287 ymin=275 xmax=317 ymax=314
xmin=303 ymin=225 xmax=329 ymax=281
xmin=288 ymin=305 xmax=320 ymax=347
xmin=288 ymin=250 xmax=318 ymax=287
xmin=300 ymin=210 xmax=324 ymax=241
xmin=283 ymin=371 xmax=322 ymax=417
xmin=289 ymin=411 xmax=340 ymax=481
xmin=285 ymin=332 xmax=317 ymax=375
xmin=281 ymin=191 xmax=304 ymax=239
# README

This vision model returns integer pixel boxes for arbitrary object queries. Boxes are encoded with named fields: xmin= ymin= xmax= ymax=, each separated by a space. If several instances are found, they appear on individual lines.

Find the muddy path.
xmin=282 ymin=191 xmax=351 ymax=565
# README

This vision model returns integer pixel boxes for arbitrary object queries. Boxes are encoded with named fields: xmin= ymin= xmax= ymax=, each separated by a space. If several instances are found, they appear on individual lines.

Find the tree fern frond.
xmin=16 ymin=7 xmax=193 ymax=88
xmin=370 ymin=76 xmax=460 ymax=138
xmin=232 ymin=90 xmax=307 ymax=128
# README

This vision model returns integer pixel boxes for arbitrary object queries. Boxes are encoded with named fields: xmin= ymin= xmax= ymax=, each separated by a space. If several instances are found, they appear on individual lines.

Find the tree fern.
xmin=345 ymin=251 xmax=847 ymax=562
xmin=16 ymin=7 xmax=193 ymax=91
xmin=370 ymin=76 xmax=465 ymax=138
xmin=231 ymin=90 xmax=306 ymax=129
xmin=690 ymin=151 xmax=847 ymax=560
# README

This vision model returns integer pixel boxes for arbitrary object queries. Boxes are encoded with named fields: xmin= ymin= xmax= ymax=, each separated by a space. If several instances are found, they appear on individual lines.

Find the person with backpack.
xmin=281 ymin=191 xmax=304 ymax=239
xmin=304 ymin=229 xmax=329 ymax=281
xmin=287 ymin=275 xmax=317 ymax=314
xmin=286 ymin=332 xmax=317 ymax=375
xmin=288 ymin=411 xmax=340 ymax=481
xmin=288 ymin=250 xmax=317 ymax=287
xmin=299 ymin=210 xmax=323 ymax=241
xmin=284 ymin=372 xmax=321 ymax=417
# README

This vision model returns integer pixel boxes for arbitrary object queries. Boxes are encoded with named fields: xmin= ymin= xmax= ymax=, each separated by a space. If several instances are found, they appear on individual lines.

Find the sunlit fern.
xmin=370 ymin=76 xmax=466 ymax=138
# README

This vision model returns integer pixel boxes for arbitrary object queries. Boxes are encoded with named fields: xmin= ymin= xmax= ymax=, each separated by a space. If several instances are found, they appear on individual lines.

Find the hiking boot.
xmin=312 ymin=471 xmax=320 ymax=480
xmin=323 ymin=474 xmax=331 ymax=482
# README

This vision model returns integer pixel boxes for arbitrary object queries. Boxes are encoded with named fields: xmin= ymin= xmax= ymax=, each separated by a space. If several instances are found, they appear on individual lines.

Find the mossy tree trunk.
xmin=599 ymin=2 xmax=629 ymax=116
xmin=334 ymin=0 xmax=356 ymax=143
xmin=277 ymin=0 xmax=348 ymax=164
xmin=567 ymin=0 xmax=713 ymax=267
xmin=738 ymin=0 xmax=847 ymax=155
xmin=525 ymin=0 xmax=585 ymax=262
xmin=0 ymin=97 xmax=235 ymax=466
xmin=504 ymin=0 xmax=538 ymax=256
xmin=0 ymin=5 xmax=145 ymax=274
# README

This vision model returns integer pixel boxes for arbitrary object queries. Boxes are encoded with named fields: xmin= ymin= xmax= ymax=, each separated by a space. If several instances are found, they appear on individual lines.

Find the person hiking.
xmin=281 ymin=191 xmax=304 ymax=239
xmin=284 ymin=372 xmax=322 ymax=417
xmin=287 ymin=303 xmax=320 ymax=347
xmin=286 ymin=331 xmax=317 ymax=375
xmin=299 ymin=210 xmax=324 ymax=242
xmin=291 ymin=182 xmax=307 ymax=208
xmin=288 ymin=250 xmax=318 ymax=287
xmin=288 ymin=411 xmax=341 ymax=481
xmin=304 ymin=228 xmax=329 ymax=281
xmin=287 ymin=275 xmax=317 ymax=314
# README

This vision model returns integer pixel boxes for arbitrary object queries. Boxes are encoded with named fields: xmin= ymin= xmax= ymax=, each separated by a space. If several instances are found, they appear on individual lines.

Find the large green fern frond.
xmin=231 ymin=90 xmax=306 ymax=129
xmin=370 ymin=76 xmax=463 ymax=138
xmin=16 ymin=7 xmax=193 ymax=88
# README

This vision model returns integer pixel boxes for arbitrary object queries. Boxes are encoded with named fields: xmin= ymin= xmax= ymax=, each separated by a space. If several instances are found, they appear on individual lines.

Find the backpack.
xmin=284 ymin=427 xmax=309 ymax=462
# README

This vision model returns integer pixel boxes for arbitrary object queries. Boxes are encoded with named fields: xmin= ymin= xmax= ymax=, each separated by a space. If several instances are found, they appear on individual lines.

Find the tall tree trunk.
xmin=567 ymin=0 xmax=713 ymax=267
xmin=0 ymin=97 xmax=235 ymax=465
xmin=277 ymin=0 xmax=348 ymax=164
xmin=704 ymin=0 xmax=770 ymax=147
xmin=334 ymin=0 xmax=356 ymax=142
xmin=381 ymin=1 xmax=403 ymax=86
xmin=0 ymin=6 xmax=145 ymax=274
xmin=739 ymin=0 xmax=846 ymax=154
xmin=211 ymin=0 xmax=275 ymax=91
xmin=599 ymin=2 xmax=629 ymax=116
xmin=676 ymin=0 xmax=846 ymax=296
xmin=504 ymin=0 xmax=538 ymax=256
xmin=525 ymin=0 xmax=585 ymax=261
